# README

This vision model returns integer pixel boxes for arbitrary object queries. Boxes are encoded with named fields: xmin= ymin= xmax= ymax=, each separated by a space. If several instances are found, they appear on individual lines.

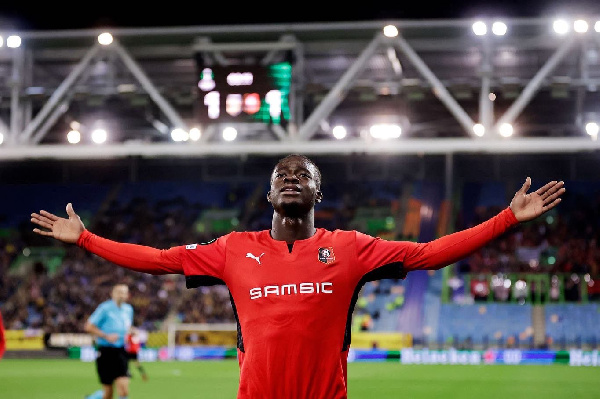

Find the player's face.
xmin=112 ymin=285 xmax=129 ymax=304
xmin=268 ymin=156 xmax=322 ymax=217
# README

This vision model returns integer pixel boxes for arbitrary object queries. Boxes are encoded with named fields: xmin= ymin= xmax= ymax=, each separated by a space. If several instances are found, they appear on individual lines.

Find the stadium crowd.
xmin=453 ymin=187 xmax=600 ymax=302
xmin=1 ymin=179 xmax=598 ymax=334
xmin=1 ymin=194 xmax=235 ymax=332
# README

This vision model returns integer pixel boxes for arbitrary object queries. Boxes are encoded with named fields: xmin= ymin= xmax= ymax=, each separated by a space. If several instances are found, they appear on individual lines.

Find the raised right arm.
xmin=31 ymin=203 xmax=183 ymax=275
xmin=77 ymin=230 xmax=183 ymax=274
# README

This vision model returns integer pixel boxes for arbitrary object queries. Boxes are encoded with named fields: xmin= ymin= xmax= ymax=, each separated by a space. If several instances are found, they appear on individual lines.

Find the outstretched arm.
xmin=403 ymin=178 xmax=565 ymax=271
xmin=31 ymin=203 xmax=184 ymax=275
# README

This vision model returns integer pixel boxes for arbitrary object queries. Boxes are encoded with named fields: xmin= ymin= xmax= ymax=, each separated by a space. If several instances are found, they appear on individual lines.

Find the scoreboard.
xmin=195 ymin=62 xmax=292 ymax=125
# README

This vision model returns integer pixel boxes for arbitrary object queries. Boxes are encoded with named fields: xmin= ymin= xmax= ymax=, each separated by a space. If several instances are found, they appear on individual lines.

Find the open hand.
xmin=510 ymin=177 xmax=565 ymax=222
xmin=31 ymin=203 xmax=85 ymax=244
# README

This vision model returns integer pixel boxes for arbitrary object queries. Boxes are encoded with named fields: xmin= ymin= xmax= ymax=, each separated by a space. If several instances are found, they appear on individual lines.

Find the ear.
xmin=316 ymin=190 xmax=323 ymax=203
xmin=267 ymin=191 xmax=272 ymax=202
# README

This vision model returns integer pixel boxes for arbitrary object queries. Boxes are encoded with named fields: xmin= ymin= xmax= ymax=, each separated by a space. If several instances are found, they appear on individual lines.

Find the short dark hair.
xmin=274 ymin=154 xmax=322 ymax=188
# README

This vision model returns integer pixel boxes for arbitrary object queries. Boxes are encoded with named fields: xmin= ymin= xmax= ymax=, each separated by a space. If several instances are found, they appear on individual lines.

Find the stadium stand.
xmin=545 ymin=304 xmax=600 ymax=349
xmin=1 ymin=175 xmax=598 ymax=351
xmin=437 ymin=303 xmax=534 ymax=349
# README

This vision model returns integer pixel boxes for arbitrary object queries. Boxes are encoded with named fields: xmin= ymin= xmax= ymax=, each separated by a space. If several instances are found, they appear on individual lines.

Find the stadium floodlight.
xmin=189 ymin=127 xmax=201 ymax=141
xmin=473 ymin=123 xmax=485 ymax=137
xmin=488 ymin=92 xmax=497 ymax=101
xmin=595 ymin=21 xmax=600 ymax=32
xmin=499 ymin=123 xmax=514 ymax=137
xmin=91 ymin=128 xmax=107 ymax=144
xmin=553 ymin=19 xmax=570 ymax=34
xmin=369 ymin=123 xmax=401 ymax=140
xmin=0 ymin=36 xmax=3 ymax=47
xmin=67 ymin=130 xmax=81 ymax=144
xmin=472 ymin=21 xmax=487 ymax=36
xmin=492 ymin=21 xmax=507 ymax=36
xmin=332 ymin=125 xmax=347 ymax=140
xmin=585 ymin=122 xmax=599 ymax=138
xmin=574 ymin=20 xmax=589 ymax=33
xmin=0 ymin=132 xmax=3 ymax=145
xmin=383 ymin=25 xmax=398 ymax=38
xmin=98 ymin=32 xmax=113 ymax=45
xmin=222 ymin=126 xmax=237 ymax=141
xmin=171 ymin=128 xmax=189 ymax=142
xmin=6 ymin=35 xmax=21 ymax=48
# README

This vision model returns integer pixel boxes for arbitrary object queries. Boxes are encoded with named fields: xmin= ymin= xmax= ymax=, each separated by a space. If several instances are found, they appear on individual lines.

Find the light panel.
xmin=473 ymin=123 xmax=485 ymax=137
xmin=6 ymin=35 xmax=21 ymax=48
xmin=332 ymin=125 xmax=347 ymax=139
xmin=499 ymin=123 xmax=514 ymax=137
xmin=369 ymin=123 xmax=401 ymax=140
xmin=171 ymin=128 xmax=189 ymax=142
xmin=585 ymin=122 xmax=599 ymax=136
xmin=222 ymin=127 xmax=237 ymax=141
xmin=383 ymin=25 xmax=398 ymax=38
xmin=492 ymin=21 xmax=507 ymax=36
xmin=98 ymin=33 xmax=113 ymax=45
xmin=189 ymin=128 xmax=201 ymax=141
xmin=91 ymin=129 xmax=107 ymax=144
xmin=67 ymin=130 xmax=81 ymax=144
xmin=574 ymin=20 xmax=589 ymax=33
xmin=472 ymin=21 xmax=487 ymax=36
xmin=553 ymin=19 xmax=570 ymax=34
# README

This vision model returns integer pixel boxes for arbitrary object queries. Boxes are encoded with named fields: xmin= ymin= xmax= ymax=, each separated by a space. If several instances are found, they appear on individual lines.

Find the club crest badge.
xmin=318 ymin=247 xmax=335 ymax=264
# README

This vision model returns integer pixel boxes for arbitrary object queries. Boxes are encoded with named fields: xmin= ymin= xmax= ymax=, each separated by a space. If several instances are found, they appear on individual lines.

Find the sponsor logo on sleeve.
xmin=186 ymin=239 xmax=217 ymax=250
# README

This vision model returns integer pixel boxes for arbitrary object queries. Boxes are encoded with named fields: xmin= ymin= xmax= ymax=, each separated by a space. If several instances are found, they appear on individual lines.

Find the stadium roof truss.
xmin=1 ymin=18 xmax=600 ymax=160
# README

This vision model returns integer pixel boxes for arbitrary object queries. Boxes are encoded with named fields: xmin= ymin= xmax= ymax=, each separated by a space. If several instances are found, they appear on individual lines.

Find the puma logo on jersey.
xmin=246 ymin=252 xmax=265 ymax=264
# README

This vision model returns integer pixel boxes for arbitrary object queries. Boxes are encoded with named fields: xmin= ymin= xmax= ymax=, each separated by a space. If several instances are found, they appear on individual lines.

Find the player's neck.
xmin=270 ymin=213 xmax=316 ymax=244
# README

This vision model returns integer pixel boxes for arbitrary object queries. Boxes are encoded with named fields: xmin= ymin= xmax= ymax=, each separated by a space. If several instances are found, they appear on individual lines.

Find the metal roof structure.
xmin=1 ymin=18 xmax=600 ymax=161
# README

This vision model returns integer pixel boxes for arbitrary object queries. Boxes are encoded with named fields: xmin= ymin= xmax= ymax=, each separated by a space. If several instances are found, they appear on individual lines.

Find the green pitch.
xmin=0 ymin=359 xmax=598 ymax=398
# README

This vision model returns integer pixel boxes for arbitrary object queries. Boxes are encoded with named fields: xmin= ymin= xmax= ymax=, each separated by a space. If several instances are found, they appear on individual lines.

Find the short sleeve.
xmin=180 ymin=234 xmax=229 ymax=285
xmin=88 ymin=303 xmax=107 ymax=327
xmin=354 ymin=231 xmax=415 ymax=279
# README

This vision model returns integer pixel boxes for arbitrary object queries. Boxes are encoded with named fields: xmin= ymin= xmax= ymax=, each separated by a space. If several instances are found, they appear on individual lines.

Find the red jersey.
xmin=125 ymin=333 xmax=141 ymax=354
xmin=77 ymin=207 xmax=518 ymax=398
